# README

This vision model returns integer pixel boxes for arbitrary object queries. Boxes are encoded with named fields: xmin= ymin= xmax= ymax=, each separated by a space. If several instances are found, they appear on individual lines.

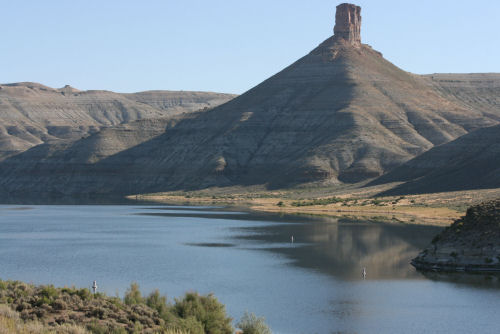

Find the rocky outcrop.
xmin=333 ymin=3 xmax=361 ymax=45
xmin=412 ymin=199 xmax=500 ymax=272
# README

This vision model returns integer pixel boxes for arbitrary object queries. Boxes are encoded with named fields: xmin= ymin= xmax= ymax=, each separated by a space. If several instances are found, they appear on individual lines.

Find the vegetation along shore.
xmin=129 ymin=185 xmax=500 ymax=227
xmin=0 ymin=280 xmax=270 ymax=334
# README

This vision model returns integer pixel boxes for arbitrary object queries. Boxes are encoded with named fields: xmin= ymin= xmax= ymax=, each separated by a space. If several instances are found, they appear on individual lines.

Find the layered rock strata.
xmin=412 ymin=199 xmax=500 ymax=272
xmin=372 ymin=123 xmax=500 ymax=195
xmin=0 ymin=82 xmax=235 ymax=160
xmin=0 ymin=4 xmax=499 ymax=198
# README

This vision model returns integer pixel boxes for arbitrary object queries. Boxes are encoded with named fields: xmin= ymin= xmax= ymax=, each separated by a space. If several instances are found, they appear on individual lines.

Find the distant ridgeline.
xmin=0 ymin=3 xmax=499 ymax=199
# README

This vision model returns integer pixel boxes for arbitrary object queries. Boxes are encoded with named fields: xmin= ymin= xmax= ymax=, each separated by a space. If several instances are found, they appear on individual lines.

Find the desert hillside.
xmin=372 ymin=124 xmax=500 ymax=195
xmin=424 ymin=73 xmax=500 ymax=121
xmin=0 ymin=82 xmax=235 ymax=160
xmin=0 ymin=4 xmax=498 ymax=198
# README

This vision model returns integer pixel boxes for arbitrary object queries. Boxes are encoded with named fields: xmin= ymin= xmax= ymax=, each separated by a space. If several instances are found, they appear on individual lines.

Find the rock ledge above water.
xmin=412 ymin=199 xmax=500 ymax=272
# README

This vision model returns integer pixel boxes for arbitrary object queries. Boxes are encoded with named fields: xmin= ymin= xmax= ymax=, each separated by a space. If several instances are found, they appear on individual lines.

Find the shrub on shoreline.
xmin=0 ymin=280 xmax=234 ymax=333
xmin=236 ymin=311 xmax=271 ymax=334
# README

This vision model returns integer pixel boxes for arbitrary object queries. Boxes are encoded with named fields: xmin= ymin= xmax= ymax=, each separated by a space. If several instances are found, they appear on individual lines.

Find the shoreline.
xmin=411 ymin=259 xmax=500 ymax=273
xmin=128 ymin=187 xmax=500 ymax=227
xmin=128 ymin=194 xmax=459 ymax=226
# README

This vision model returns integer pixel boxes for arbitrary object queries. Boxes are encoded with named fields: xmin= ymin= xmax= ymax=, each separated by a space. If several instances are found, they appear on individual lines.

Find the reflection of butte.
xmin=289 ymin=221 xmax=426 ymax=279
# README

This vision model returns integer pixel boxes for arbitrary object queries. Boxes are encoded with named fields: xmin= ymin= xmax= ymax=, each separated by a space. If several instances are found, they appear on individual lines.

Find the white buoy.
xmin=291 ymin=235 xmax=294 ymax=243
xmin=92 ymin=280 xmax=98 ymax=294
xmin=362 ymin=267 xmax=366 ymax=280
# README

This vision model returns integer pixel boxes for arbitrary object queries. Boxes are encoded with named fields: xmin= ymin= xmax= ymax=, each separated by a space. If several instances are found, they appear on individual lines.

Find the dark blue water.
xmin=0 ymin=205 xmax=499 ymax=334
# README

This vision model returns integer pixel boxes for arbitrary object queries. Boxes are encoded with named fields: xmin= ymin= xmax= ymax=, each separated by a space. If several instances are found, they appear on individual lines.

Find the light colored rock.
xmin=0 ymin=82 xmax=235 ymax=160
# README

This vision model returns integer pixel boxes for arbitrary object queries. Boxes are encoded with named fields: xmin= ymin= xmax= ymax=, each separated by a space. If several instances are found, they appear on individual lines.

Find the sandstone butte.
xmin=0 ymin=3 xmax=498 ymax=199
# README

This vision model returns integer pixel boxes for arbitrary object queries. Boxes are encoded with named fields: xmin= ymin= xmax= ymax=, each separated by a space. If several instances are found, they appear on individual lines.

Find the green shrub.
xmin=124 ymin=282 xmax=143 ymax=305
xmin=173 ymin=292 xmax=233 ymax=334
xmin=52 ymin=299 xmax=67 ymax=310
xmin=87 ymin=320 xmax=109 ymax=334
xmin=77 ymin=288 xmax=91 ymax=300
xmin=0 ymin=279 xmax=251 ymax=334
xmin=40 ymin=285 xmax=58 ymax=299
xmin=35 ymin=295 xmax=52 ymax=307
xmin=111 ymin=327 xmax=128 ymax=334
xmin=291 ymin=197 xmax=344 ymax=207
xmin=237 ymin=311 xmax=272 ymax=334
xmin=61 ymin=287 xmax=77 ymax=295
xmin=146 ymin=289 xmax=169 ymax=318
xmin=168 ymin=315 xmax=205 ymax=334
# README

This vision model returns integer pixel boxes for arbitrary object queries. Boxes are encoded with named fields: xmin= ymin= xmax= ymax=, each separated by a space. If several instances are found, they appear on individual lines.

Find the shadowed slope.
xmin=0 ymin=3 xmax=498 ymax=198
xmin=1 ymin=35 xmax=497 ymax=198
xmin=371 ymin=124 xmax=500 ymax=195
xmin=75 ymin=38 xmax=496 ymax=193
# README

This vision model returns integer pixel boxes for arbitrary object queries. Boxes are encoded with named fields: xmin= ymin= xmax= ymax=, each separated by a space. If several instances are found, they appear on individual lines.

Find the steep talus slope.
xmin=0 ymin=82 xmax=235 ymax=160
xmin=371 ymin=124 xmax=500 ymax=195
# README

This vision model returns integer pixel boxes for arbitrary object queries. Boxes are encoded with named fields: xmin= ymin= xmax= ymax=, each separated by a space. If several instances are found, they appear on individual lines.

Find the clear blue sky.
xmin=2 ymin=0 xmax=499 ymax=94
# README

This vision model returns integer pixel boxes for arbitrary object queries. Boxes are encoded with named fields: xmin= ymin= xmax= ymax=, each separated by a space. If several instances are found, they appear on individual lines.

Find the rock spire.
xmin=333 ymin=3 xmax=361 ymax=45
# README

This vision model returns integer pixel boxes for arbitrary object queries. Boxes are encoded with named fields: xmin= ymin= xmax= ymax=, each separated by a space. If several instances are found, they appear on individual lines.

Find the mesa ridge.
xmin=0 ymin=4 xmax=498 ymax=199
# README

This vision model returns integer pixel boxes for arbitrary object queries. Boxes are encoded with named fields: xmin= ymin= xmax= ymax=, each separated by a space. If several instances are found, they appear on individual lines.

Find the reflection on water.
xmin=232 ymin=216 xmax=442 ymax=280
xmin=185 ymin=242 xmax=236 ymax=248
xmin=140 ymin=207 xmax=442 ymax=280
xmin=420 ymin=271 xmax=500 ymax=289
xmin=0 ymin=196 xmax=134 ymax=205
xmin=1 ymin=205 xmax=500 ymax=334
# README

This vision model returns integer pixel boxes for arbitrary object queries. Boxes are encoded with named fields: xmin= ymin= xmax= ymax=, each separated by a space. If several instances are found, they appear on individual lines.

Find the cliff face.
xmin=333 ymin=3 xmax=362 ymax=45
xmin=412 ymin=199 xmax=500 ymax=272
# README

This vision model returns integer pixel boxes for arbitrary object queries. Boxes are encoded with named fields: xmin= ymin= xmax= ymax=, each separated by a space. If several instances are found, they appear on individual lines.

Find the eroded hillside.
xmin=0 ymin=82 xmax=235 ymax=160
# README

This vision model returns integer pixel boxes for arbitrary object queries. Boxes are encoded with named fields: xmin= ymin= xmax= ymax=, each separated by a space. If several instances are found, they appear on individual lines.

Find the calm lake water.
xmin=1 ymin=205 xmax=499 ymax=334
